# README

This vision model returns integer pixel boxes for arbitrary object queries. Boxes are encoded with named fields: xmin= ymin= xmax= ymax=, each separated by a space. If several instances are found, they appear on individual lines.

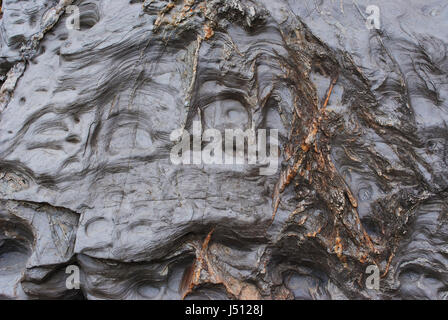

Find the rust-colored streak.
xmin=202 ymin=227 xmax=215 ymax=251
xmin=203 ymin=24 xmax=214 ymax=40
xmin=181 ymin=227 xmax=215 ymax=299
xmin=271 ymin=196 xmax=281 ymax=223
xmin=322 ymin=76 xmax=337 ymax=111
xmin=346 ymin=189 xmax=358 ymax=208
xmin=382 ymin=250 xmax=395 ymax=278
xmin=270 ymin=75 xmax=339 ymax=225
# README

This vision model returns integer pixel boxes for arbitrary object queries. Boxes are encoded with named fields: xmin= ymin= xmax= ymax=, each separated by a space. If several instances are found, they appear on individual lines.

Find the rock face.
xmin=0 ymin=0 xmax=447 ymax=300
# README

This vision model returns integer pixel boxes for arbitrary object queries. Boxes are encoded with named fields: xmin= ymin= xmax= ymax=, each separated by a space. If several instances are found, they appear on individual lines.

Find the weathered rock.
xmin=0 ymin=0 xmax=447 ymax=299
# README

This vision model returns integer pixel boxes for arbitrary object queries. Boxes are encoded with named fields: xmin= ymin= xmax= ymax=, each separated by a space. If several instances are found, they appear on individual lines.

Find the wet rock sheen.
xmin=0 ymin=0 xmax=447 ymax=299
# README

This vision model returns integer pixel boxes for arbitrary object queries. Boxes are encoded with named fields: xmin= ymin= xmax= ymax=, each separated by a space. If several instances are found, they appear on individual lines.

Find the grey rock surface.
xmin=0 ymin=0 xmax=447 ymax=299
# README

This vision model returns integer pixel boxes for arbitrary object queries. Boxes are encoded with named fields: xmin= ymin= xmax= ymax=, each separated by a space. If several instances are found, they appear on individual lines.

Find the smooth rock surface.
xmin=0 ymin=0 xmax=447 ymax=299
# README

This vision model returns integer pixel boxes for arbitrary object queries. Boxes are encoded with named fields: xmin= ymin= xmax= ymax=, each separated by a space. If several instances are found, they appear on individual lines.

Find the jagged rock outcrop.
xmin=0 ymin=0 xmax=447 ymax=299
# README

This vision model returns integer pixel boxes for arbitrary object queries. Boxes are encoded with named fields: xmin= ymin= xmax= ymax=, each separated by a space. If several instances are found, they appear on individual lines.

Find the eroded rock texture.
xmin=0 ymin=0 xmax=447 ymax=300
